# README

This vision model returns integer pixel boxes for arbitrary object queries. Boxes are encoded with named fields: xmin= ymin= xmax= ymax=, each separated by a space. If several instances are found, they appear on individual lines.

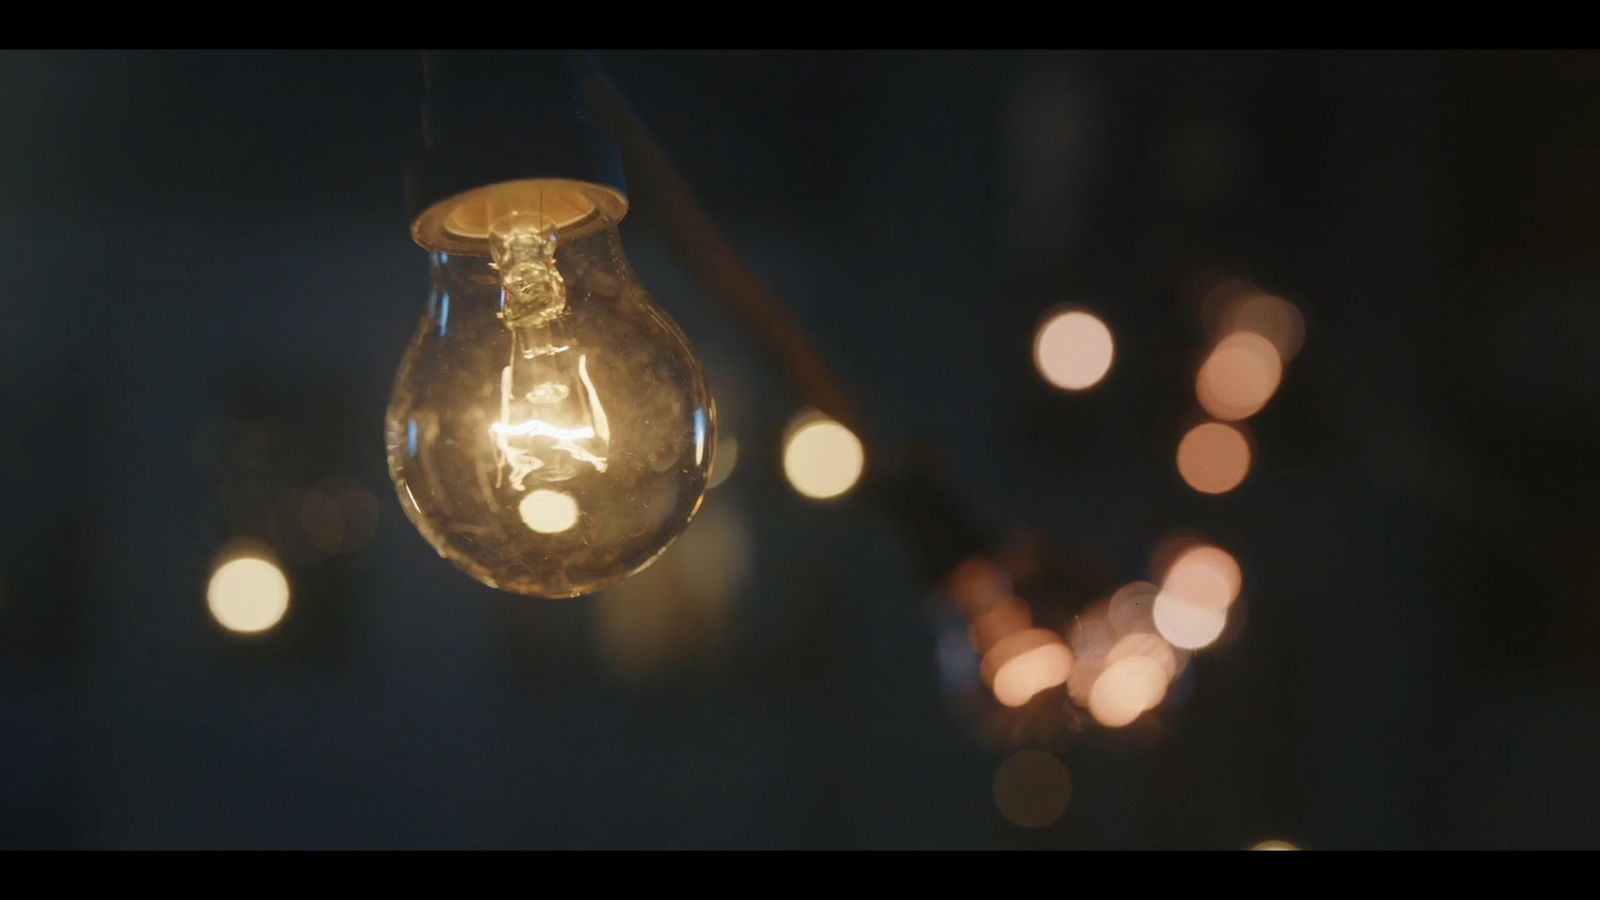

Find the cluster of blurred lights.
xmin=1179 ymin=282 xmax=1305 ymax=496
xmin=939 ymin=539 xmax=1237 ymax=734
xmin=970 ymin=283 xmax=1299 ymax=832
xmin=189 ymin=279 xmax=1296 ymax=827
xmin=197 ymin=396 xmax=856 ymax=653
xmin=936 ymin=536 xmax=1247 ymax=831
xmin=1022 ymin=285 xmax=1301 ymax=498
xmin=194 ymin=417 xmax=381 ymax=639
xmin=930 ymin=533 xmax=1250 ymax=833
xmin=1153 ymin=542 xmax=1240 ymax=648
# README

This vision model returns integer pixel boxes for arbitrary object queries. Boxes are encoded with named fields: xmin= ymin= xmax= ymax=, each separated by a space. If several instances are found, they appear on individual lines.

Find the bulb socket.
xmin=404 ymin=50 xmax=627 ymax=245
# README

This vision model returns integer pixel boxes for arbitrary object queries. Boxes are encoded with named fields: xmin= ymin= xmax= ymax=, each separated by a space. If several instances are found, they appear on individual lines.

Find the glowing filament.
xmin=489 ymin=216 xmax=611 ymax=492
xmin=492 ymin=421 xmax=597 ymax=441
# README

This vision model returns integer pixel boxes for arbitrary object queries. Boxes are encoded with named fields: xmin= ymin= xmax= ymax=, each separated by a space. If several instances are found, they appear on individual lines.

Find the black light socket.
xmin=403 ymin=50 xmax=626 ymax=227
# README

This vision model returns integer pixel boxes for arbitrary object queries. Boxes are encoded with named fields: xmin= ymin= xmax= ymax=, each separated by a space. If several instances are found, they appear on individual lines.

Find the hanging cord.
xmin=570 ymin=52 xmax=995 ymax=588
xmin=570 ymin=52 xmax=867 ymax=443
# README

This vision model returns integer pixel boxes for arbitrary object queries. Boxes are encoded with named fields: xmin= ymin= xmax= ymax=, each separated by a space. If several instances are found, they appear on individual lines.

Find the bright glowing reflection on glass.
xmin=519 ymin=489 xmax=579 ymax=533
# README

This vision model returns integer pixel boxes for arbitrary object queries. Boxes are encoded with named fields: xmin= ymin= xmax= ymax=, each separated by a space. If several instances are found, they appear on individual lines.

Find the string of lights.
xmin=581 ymin=52 xmax=1307 ymax=709
xmin=14 ymin=48 xmax=1595 ymax=851
xmin=570 ymin=49 xmax=1309 ymax=840
xmin=197 ymin=49 xmax=1312 ymax=845
xmin=387 ymin=49 xmax=1296 ymax=838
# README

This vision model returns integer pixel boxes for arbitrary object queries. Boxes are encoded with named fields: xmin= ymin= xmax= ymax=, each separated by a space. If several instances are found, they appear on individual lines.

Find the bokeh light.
xmin=1201 ymin=279 xmax=1305 ymax=361
xmin=1034 ymin=309 xmax=1114 ymax=391
xmin=301 ymin=476 xmax=380 ymax=554
xmin=1152 ymin=591 xmax=1228 ymax=650
xmin=983 ymin=629 xmax=1075 ymax=708
xmin=1152 ymin=543 xmax=1238 ymax=650
xmin=1107 ymin=581 xmax=1160 ymax=635
xmin=782 ymin=413 xmax=865 ymax=500
xmin=1196 ymin=331 xmax=1282 ymax=421
xmin=1224 ymin=292 xmax=1305 ymax=362
xmin=970 ymin=596 xmax=1032 ymax=654
xmin=993 ymin=750 xmax=1073 ymax=828
xmin=519 ymin=489 xmax=579 ymax=533
xmin=1177 ymin=421 xmax=1252 ymax=494
xmin=1148 ymin=533 xmax=1205 ymax=587
xmin=1066 ymin=607 xmax=1116 ymax=705
xmin=1069 ymin=607 xmax=1117 ymax=659
xmin=1250 ymin=840 xmax=1301 ymax=851
xmin=1162 ymin=544 xmax=1242 ymax=609
xmin=945 ymin=558 xmax=1014 ymax=618
xmin=596 ymin=499 xmax=752 ymax=684
xmin=1088 ymin=655 xmax=1168 ymax=727
xmin=207 ymin=545 xmax=290 ymax=635
xmin=191 ymin=418 xmax=270 ymax=477
xmin=1107 ymin=631 xmax=1179 ymax=681
xmin=707 ymin=433 xmax=738 ymax=489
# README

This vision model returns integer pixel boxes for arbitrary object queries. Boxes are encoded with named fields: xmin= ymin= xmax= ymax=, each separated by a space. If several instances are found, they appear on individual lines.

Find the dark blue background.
xmin=2 ymin=50 xmax=1597 ymax=849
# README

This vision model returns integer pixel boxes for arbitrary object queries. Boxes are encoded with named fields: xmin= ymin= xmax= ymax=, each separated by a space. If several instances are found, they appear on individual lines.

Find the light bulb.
xmin=386 ymin=178 xmax=715 ymax=598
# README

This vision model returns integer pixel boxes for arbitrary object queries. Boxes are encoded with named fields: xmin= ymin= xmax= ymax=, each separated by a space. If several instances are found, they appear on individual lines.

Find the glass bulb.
xmin=386 ymin=179 xmax=715 ymax=598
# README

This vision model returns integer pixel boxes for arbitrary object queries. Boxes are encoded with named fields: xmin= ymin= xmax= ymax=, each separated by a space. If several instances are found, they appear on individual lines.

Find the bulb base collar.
xmin=404 ymin=50 xmax=628 ymax=247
